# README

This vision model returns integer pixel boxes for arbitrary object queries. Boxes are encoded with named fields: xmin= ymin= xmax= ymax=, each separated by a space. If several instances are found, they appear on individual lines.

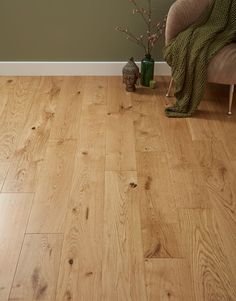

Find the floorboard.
xmin=0 ymin=76 xmax=235 ymax=301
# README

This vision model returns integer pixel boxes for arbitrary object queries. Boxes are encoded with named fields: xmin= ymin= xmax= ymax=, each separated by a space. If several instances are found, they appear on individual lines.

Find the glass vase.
xmin=141 ymin=54 xmax=155 ymax=87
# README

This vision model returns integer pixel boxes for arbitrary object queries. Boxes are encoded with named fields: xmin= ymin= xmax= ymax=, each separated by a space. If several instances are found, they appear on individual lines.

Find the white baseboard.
xmin=0 ymin=61 xmax=171 ymax=76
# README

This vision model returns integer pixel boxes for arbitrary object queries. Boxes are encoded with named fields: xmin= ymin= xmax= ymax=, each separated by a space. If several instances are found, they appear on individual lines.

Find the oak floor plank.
xmin=84 ymin=76 xmax=108 ymax=106
xmin=0 ymin=77 xmax=41 ymax=162
xmin=9 ymin=234 xmax=63 ymax=301
xmin=136 ymin=152 xmax=178 ymax=224
xmin=106 ymin=113 xmax=136 ymax=171
xmin=194 ymin=139 xmax=236 ymax=284
xmin=0 ymin=76 xmax=235 ymax=300
xmin=56 ymin=172 xmax=104 ymax=301
xmin=26 ymin=139 xmax=77 ymax=233
xmin=0 ymin=78 xmax=14 ymax=118
xmin=55 ymin=78 xmax=108 ymax=300
xmin=75 ymin=77 xmax=107 ymax=177
xmin=0 ymin=77 xmax=40 ymax=124
xmin=107 ymin=77 xmax=132 ymax=114
xmin=209 ymin=91 xmax=236 ymax=160
xmin=2 ymin=78 xmax=62 ymax=193
xmin=186 ymin=99 xmax=224 ymax=141
xmin=145 ymin=259 xmax=195 ymax=301
xmin=50 ymin=77 xmax=84 ymax=140
xmin=207 ymin=189 xmax=236 ymax=289
xmin=194 ymin=90 xmax=236 ymax=167
xmin=154 ymin=95 xmax=210 ymax=209
xmin=102 ymin=171 xmax=147 ymax=301
xmin=75 ymin=103 xmax=106 ymax=176
xmin=0 ymin=193 xmax=33 ymax=301
xmin=194 ymin=139 xmax=236 ymax=227
xmin=132 ymin=90 xmax=166 ymax=152
xmin=136 ymin=151 xmax=180 ymax=259
xmin=179 ymin=209 xmax=236 ymax=301
xmin=106 ymin=78 xmax=136 ymax=172
xmin=0 ymin=163 xmax=9 ymax=191
xmin=169 ymin=162 xmax=210 ymax=209
xmin=0 ymin=124 xmax=21 ymax=163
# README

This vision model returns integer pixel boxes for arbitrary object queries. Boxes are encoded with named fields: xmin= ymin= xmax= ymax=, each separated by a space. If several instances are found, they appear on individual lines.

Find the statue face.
xmin=123 ymin=74 xmax=136 ymax=86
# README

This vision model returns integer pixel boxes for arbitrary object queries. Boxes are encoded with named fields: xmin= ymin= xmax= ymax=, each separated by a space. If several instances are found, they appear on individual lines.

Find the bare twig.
xmin=116 ymin=0 xmax=166 ymax=56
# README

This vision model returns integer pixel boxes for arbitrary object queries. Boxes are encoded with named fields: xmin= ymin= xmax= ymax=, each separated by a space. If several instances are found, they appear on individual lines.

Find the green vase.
xmin=141 ymin=54 xmax=155 ymax=87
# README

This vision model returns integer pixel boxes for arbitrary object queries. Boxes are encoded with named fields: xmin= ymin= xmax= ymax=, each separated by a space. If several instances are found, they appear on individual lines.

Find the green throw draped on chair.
xmin=164 ymin=0 xmax=236 ymax=118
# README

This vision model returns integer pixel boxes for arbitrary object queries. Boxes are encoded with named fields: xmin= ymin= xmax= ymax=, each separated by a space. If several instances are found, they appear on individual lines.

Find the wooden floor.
xmin=0 ymin=76 xmax=235 ymax=301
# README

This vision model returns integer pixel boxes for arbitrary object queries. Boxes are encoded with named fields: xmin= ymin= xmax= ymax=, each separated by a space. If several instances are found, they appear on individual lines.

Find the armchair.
xmin=165 ymin=0 xmax=236 ymax=115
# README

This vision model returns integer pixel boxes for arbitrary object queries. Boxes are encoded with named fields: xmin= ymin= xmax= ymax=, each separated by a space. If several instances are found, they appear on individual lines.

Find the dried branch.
xmin=116 ymin=0 xmax=166 ymax=56
xmin=116 ymin=26 xmax=148 ymax=53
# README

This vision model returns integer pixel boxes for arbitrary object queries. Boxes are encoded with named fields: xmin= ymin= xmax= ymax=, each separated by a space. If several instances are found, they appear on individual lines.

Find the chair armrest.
xmin=165 ymin=0 xmax=212 ymax=45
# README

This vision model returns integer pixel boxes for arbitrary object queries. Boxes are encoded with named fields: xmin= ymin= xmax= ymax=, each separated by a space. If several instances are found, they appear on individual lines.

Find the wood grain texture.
xmin=145 ymin=259 xmax=194 ymax=301
xmin=0 ymin=77 xmax=40 ymax=124
xmin=194 ymin=139 xmax=236 ymax=286
xmin=9 ymin=234 xmax=63 ymax=301
xmin=55 ymin=77 xmax=107 ymax=300
xmin=0 ymin=163 xmax=9 ymax=191
xmin=132 ymin=90 xmax=165 ymax=152
xmin=107 ymin=77 xmax=132 ymax=114
xmin=156 ymin=103 xmax=209 ymax=209
xmin=194 ymin=139 xmax=236 ymax=228
xmin=179 ymin=209 xmax=236 ymax=301
xmin=75 ymin=77 xmax=107 ymax=178
xmin=2 ymin=77 xmax=62 ymax=193
xmin=56 ymin=173 xmax=104 ymax=301
xmin=50 ymin=77 xmax=84 ymax=140
xmin=136 ymin=152 xmax=178 ymax=224
xmin=26 ymin=139 xmax=77 ymax=233
xmin=0 ymin=193 xmax=33 ymax=301
xmin=106 ymin=77 xmax=136 ymax=171
xmin=0 ymin=76 xmax=235 ymax=300
xmin=106 ymin=113 xmax=136 ymax=171
xmin=102 ymin=171 xmax=147 ymax=301
xmin=0 ymin=78 xmax=41 ymax=162
xmin=186 ymin=100 xmax=223 ymax=141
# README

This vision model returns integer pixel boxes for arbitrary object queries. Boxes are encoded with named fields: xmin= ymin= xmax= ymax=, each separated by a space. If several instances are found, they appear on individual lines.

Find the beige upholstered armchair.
xmin=165 ymin=0 xmax=236 ymax=115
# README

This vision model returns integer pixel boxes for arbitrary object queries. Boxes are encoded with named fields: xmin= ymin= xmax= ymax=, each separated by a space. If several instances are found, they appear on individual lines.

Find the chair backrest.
xmin=165 ymin=0 xmax=213 ymax=45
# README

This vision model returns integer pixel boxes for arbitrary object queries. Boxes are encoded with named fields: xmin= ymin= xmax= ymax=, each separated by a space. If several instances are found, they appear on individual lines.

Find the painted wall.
xmin=0 ymin=0 xmax=174 ymax=61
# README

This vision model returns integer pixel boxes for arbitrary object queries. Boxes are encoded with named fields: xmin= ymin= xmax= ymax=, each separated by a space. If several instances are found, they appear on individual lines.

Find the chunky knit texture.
xmin=164 ymin=0 xmax=236 ymax=118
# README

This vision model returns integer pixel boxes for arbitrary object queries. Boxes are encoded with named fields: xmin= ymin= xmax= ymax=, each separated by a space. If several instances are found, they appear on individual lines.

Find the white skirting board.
xmin=0 ymin=61 xmax=171 ymax=76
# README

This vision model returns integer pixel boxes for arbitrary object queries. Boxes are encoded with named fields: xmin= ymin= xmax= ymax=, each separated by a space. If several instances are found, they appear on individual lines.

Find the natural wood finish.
xmin=26 ymin=139 xmax=77 ymax=233
xmin=179 ymin=209 xmax=236 ymax=300
xmin=2 ymin=77 xmax=62 ymax=193
xmin=107 ymin=77 xmax=132 ymax=114
xmin=49 ymin=77 xmax=84 ymax=140
xmin=157 ymin=101 xmax=209 ymax=209
xmin=132 ymin=90 xmax=165 ymax=152
xmin=0 ymin=76 xmax=235 ymax=300
xmin=0 ymin=78 xmax=41 ymax=162
xmin=136 ymin=152 xmax=178 ymax=224
xmin=0 ymin=163 xmax=9 ymax=191
xmin=145 ymin=259 xmax=194 ymax=300
xmin=9 ymin=234 xmax=63 ymax=301
xmin=106 ymin=78 xmax=136 ymax=171
xmin=193 ymin=139 xmax=236 ymax=284
xmin=106 ymin=113 xmax=136 ymax=171
xmin=102 ymin=171 xmax=147 ymax=300
xmin=56 ymin=172 xmax=105 ymax=301
xmin=75 ymin=77 xmax=107 ymax=178
xmin=0 ymin=193 xmax=33 ymax=301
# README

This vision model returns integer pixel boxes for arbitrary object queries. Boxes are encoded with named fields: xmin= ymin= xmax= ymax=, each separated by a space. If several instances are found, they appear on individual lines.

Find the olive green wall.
xmin=0 ymin=0 xmax=174 ymax=61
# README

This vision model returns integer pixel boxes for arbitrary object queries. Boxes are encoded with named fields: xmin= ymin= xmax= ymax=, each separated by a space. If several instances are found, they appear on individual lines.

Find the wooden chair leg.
xmin=228 ymin=84 xmax=234 ymax=115
xmin=166 ymin=78 xmax=173 ymax=97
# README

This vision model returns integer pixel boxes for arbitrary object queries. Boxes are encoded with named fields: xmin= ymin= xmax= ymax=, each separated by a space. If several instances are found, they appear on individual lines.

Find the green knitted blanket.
xmin=164 ymin=0 xmax=236 ymax=118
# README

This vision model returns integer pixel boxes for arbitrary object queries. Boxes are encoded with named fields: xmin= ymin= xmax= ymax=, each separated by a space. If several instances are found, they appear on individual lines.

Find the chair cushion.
xmin=208 ymin=43 xmax=236 ymax=85
xmin=165 ymin=0 xmax=212 ymax=45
